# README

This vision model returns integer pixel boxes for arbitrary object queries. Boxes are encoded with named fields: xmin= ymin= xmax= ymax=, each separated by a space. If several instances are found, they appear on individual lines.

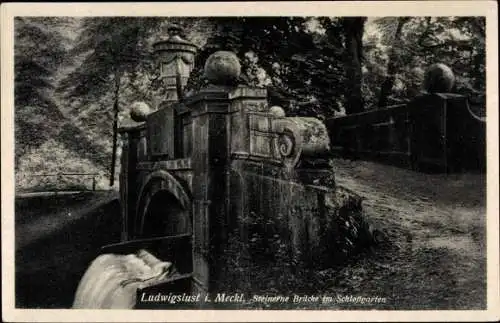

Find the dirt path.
xmin=328 ymin=159 xmax=486 ymax=310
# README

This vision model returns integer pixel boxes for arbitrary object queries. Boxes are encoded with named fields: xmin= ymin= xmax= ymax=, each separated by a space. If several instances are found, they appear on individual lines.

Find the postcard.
xmin=1 ymin=1 xmax=499 ymax=322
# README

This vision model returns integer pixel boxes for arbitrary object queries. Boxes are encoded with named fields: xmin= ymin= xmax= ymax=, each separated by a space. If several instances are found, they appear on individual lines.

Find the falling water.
xmin=72 ymin=249 xmax=172 ymax=309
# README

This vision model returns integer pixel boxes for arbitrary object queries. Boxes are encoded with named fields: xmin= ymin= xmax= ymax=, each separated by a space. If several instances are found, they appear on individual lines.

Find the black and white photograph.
xmin=1 ymin=2 xmax=499 ymax=322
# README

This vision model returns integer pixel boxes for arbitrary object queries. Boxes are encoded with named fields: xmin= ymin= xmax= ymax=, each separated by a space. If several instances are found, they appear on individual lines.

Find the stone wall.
xmin=327 ymin=93 xmax=486 ymax=173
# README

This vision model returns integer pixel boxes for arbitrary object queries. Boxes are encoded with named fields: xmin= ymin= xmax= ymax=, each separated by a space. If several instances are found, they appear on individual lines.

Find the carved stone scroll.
xmin=272 ymin=117 xmax=331 ymax=168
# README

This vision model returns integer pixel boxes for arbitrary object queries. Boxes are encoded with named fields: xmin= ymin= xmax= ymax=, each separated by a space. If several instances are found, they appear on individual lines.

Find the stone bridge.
xmin=105 ymin=28 xmax=362 ymax=305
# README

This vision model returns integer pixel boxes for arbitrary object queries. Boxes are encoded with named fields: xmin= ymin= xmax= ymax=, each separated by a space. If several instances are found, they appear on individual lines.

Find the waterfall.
xmin=72 ymin=249 xmax=172 ymax=309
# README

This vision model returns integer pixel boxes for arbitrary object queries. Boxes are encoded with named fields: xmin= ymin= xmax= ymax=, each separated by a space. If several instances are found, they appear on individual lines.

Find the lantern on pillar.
xmin=152 ymin=25 xmax=197 ymax=104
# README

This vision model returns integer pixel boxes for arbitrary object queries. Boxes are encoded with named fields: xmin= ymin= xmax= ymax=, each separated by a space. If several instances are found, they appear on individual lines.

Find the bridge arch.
xmin=134 ymin=170 xmax=192 ymax=238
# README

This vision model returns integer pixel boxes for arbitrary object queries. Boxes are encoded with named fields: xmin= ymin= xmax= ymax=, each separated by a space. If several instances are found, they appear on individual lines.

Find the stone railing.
xmin=326 ymin=64 xmax=486 ymax=173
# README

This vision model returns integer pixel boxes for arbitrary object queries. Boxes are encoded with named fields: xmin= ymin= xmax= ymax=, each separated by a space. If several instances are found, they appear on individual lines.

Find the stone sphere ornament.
xmin=423 ymin=63 xmax=455 ymax=93
xmin=270 ymin=106 xmax=286 ymax=117
xmin=130 ymin=101 xmax=151 ymax=122
xmin=203 ymin=51 xmax=241 ymax=85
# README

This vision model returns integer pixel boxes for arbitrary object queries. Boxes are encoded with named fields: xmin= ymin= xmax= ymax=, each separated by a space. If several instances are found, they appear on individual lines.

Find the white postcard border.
xmin=2 ymin=2 xmax=498 ymax=322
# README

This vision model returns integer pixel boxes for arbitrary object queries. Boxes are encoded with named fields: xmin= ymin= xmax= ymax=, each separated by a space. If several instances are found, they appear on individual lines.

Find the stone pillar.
xmin=409 ymin=63 xmax=466 ymax=173
xmin=187 ymin=86 xmax=231 ymax=299
xmin=118 ymin=131 xmax=129 ymax=241
xmin=118 ymin=125 xmax=143 ymax=241
xmin=185 ymin=51 xmax=269 ymax=299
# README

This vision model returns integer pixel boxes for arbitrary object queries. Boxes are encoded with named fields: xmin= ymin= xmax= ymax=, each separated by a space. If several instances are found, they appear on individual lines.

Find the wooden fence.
xmin=16 ymin=173 xmax=101 ymax=193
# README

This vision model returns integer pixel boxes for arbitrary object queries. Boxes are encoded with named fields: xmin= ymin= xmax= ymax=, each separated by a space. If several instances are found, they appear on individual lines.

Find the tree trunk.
xmin=109 ymin=71 xmax=121 ymax=187
xmin=378 ymin=17 xmax=411 ymax=108
xmin=342 ymin=17 xmax=366 ymax=114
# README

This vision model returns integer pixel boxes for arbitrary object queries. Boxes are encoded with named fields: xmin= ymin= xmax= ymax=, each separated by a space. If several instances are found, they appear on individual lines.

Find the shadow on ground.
xmin=15 ymin=192 xmax=122 ymax=309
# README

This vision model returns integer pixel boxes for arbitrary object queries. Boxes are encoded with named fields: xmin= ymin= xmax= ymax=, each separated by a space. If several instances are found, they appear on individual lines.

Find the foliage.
xmin=15 ymin=139 xmax=108 ymax=192
xmin=15 ymin=17 xmax=67 ymax=109
xmin=55 ymin=18 xmax=210 ymax=174
xmin=14 ymin=17 xmax=115 ymax=181
xmin=56 ymin=18 xmax=158 ymax=162
xmin=14 ymin=17 xmax=68 ymax=165
xmin=58 ymin=18 xmax=158 ymax=100
xmin=375 ymin=17 xmax=411 ymax=108
xmin=363 ymin=17 xmax=486 ymax=108
xmin=186 ymin=17 xmax=353 ymax=118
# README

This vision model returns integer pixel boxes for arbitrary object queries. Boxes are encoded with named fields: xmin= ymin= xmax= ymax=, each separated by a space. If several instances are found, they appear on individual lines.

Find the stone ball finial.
xmin=130 ymin=101 xmax=151 ymax=122
xmin=423 ymin=63 xmax=455 ymax=93
xmin=203 ymin=51 xmax=241 ymax=85
xmin=270 ymin=106 xmax=286 ymax=117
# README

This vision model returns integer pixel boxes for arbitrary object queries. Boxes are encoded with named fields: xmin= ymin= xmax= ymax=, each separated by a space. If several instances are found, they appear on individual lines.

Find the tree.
xmin=185 ymin=17 xmax=348 ymax=118
xmin=341 ymin=17 xmax=367 ymax=114
xmin=58 ymin=17 xmax=163 ymax=185
xmin=450 ymin=17 xmax=485 ymax=96
xmin=363 ymin=17 xmax=486 ymax=109
xmin=54 ymin=17 xmax=212 ymax=184
xmin=377 ymin=17 xmax=411 ymax=108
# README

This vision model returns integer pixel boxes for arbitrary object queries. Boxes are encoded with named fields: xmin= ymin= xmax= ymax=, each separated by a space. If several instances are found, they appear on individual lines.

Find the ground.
xmin=14 ymin=159 xmax=486 ymax=309
xmin=325 ymin=158 xmax=486 ymax=310
xmin=15 ymin=191 xmax=121 ymax=308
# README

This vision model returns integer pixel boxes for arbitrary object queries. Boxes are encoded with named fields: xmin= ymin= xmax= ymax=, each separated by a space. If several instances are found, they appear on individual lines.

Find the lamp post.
xmin=152 ymin=25 xmax=197 ymax=105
